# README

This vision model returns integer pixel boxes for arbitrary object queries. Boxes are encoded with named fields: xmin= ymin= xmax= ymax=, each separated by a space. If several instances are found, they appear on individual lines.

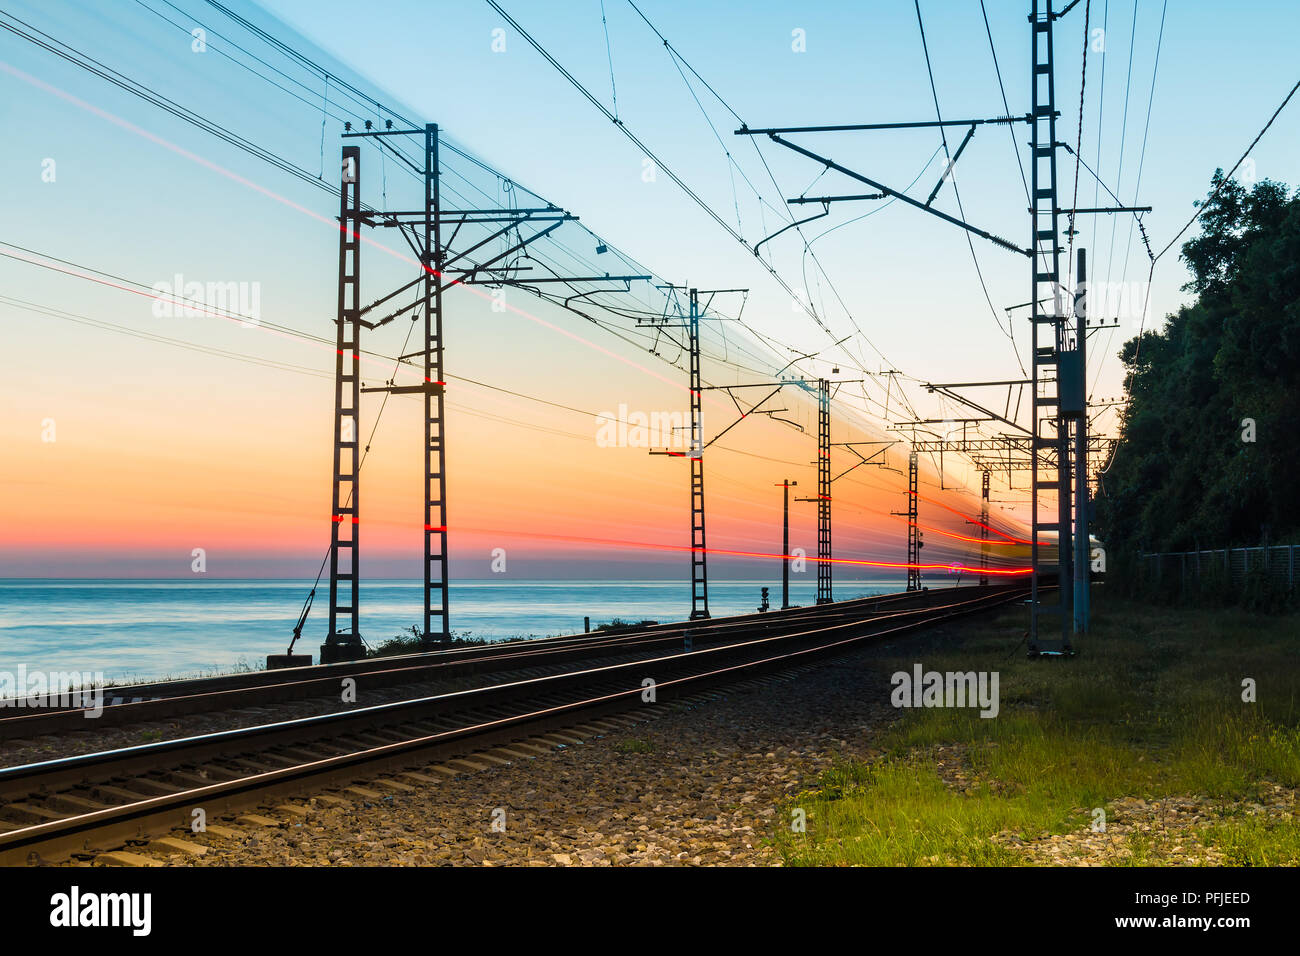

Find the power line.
xmin=598 ymin=0 xmax=619 ymax=119
xmin=1105 ymin=72 xmax=1300 ymax=477
xmin=979 ymin=0 xmax=1031 ymax=204
xmin=488 ymin=0 xmax=927 ymax=431
xmin=618 ymin=1 xmax=935 ymax=426
xmin=1065 ymin=0 xmax=1092 ymax=276
xmin=0 ymin=13 xmax=829 ymax=419
xmin=1153 ymin=78 xmax=1300 ymax=263
xmin=0 ymin=10 xmax=339 ymax=197
xmin=0 ymin=294 xmax=330 ymax=379
xmin=16 ymin=2 xmax=1015 ymax=532
xmin=0 ymin=240 xmax=859 ymax=469
xmin=1102 ymin=0 xmax=1141 ymax=294
xmin=1088 ymin=0 xmax=1165 ymax=399
xmin=914 ymin=0 xmax=1025 ymax=374
xmin=1090 ymin=0 xmax=1110 ymax=279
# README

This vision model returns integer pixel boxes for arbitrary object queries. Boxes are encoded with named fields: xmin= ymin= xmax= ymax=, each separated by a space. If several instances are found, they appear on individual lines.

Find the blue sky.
xmin=260 ymin=0 xmax=1300 ymax=404
xmin=2 ymin=0 xmax=1297 ymax=578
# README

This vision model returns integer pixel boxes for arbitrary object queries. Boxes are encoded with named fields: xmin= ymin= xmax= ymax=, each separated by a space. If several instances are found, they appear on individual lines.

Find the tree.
xmin=1095 ymin=171 xmax=1300 ymax=555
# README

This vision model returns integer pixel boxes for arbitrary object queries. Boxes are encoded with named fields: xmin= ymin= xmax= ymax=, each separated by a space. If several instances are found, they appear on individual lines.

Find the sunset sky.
xmin=2 ymin=0 xmax=1297 ymax=581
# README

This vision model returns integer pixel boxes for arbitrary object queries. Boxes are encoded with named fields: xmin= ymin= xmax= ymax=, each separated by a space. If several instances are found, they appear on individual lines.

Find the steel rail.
xmin=0 ymin=587 xmax=1026 ymax=864
xmin=0 ymin=586 xmax=968 ymax=737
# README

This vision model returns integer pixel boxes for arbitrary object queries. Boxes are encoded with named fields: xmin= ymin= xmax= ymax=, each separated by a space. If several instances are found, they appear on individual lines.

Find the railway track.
xmin=0 ymin=585 xmax=1027 ymax=865
xmin=0 ymin=585 xmax=970 ymax=739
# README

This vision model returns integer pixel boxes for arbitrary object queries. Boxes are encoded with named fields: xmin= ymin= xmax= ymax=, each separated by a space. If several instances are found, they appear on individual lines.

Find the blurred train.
xmin=967 ymin=535 xmax=1104 ymax=580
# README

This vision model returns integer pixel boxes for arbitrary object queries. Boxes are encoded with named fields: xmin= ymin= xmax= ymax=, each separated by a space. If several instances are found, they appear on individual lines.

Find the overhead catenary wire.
xmin=619 ymin=0 xmax=936 ymax=426
xmin=2 ymin=4 xmax=844 ymax=423
xmin=489 ymin=0 xmax=930 ymax=432
xmin=1088 ymin=0 xmax=1164 ymax=400
xmin=1102 ymin=73 xmax=1300 ymax=474
xmin=1102 ymin=0 xmax=1141 ymax=296
xmin=1065 ymin=0 xmax=1092 ymax=280
xmin=914 ymin=0 xmax=1026 ymax=376
xmin=6 ymin=1 xmax=1042 ymax=567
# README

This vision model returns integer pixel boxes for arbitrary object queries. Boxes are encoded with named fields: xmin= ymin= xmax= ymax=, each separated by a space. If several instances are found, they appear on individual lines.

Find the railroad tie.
xmin=201 ymin=824 xmax=246 ymax=839
xmin=444 ymin=757 xmax=491 ymax=773
xmin=96 ymin=850 xmax=162 ymax=867
xmin=466 ymin=752 xmax=512 ymax=766
xmin=397 ymin=771 xmax=443 ymax=786
xmin=235 ymin=813 xmax=281 ymax=827
xmin=149 ymin=837 xmax=208 ymax=857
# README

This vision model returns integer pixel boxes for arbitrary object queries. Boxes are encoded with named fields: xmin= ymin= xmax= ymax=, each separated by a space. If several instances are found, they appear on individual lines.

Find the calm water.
xmin=0 ymin=578 xmax=902 ymax=684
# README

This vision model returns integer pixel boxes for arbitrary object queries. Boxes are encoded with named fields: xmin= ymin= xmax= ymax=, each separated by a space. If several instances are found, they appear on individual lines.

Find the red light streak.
xmin=421 ymin=526 xmax=1034 ymax=576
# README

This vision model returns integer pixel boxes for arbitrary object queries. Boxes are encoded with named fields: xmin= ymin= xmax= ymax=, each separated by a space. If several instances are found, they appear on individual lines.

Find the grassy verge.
xmin=775 ymin=590 xmax=1300 ymax=866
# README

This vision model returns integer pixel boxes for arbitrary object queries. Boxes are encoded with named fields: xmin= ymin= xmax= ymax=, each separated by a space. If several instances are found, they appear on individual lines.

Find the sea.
xmin=0 ymin=578 xmax=904 ymax=686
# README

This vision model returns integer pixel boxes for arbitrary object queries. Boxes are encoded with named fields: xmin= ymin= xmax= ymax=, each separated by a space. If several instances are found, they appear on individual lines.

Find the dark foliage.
xmin=1095 ymin=171 xmax=1300 ymax=555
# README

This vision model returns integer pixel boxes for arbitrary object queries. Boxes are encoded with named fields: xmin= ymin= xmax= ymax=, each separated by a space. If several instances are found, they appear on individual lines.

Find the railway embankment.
xmin=772 ymin=594 xmax=1300 ymax=866
xmin=137 ymin=593 xmax=1299 ymax=867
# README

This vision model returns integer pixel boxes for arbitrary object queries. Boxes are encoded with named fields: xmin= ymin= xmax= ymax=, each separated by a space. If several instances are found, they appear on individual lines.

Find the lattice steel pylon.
xmin=422 ymin=124 xmax=451 ymax=646
xmin=329 ymin=124 xmax=451 ymax=656
xmin=646 ymin=286 xmax=751 ymax=621
xmin=790 ymin=377 xmax=832 ymax=600
xmin=905 ymin=450 xmax=921 ymax=591
xmin=1028 ymin=0 xmax=1074 ymax=655
xmin=318 ymin=123 xmax=644 ymax=662
xmin=738 ymin=0 xmax=1127 ymax=652
xmin=323 ymin=144 xmax=365 ymax=663
xmin=687 ymin=288 xmax=709 ymax=619
xmin=645 ymin=286 xmax=711 ymax=619
xmin=812 ymin=379 xmax=832 ymax=603
xmin=980 ymin=469 xmax=991 ymax=586
xmin=891 ymin=449 xmax=922 ymax=592
xmin=788 ymin=379 xmax=888 ymax=605
xmin=794 ymin=379 xmax=834 ymax=603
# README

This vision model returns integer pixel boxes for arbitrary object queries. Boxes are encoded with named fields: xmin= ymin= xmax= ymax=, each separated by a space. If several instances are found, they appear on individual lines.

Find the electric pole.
xmin=323 ymin=144 xmax=366 ymax=662
xmin=776 ymin=479 xmax=797 ymax=608
xmin=796 ymin=379 xmax=833 ymax=604
xmin=739 ymin=0 xmax=1144 ymax=654
xmin=321 ymin=122 xmax=647 ymax=661
xmin=1072 ymin=248 xmax=1090 ymax=632
xmin=981 ymin=469 xmax=991 ymax=586
xmin=891 ymin=449 xmax=923 ymax=591
xmin=646 ymin=286 xmax=748 ymax=621
xmin=687 ymin=288 xmax=708 ymax=619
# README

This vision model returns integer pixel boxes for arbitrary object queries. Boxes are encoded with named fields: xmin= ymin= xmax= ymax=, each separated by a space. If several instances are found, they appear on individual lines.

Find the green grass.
xmin=366 ymin=627 xmax=505 ymax=658
xmin=592 ymin=618 xmax=661 ymax=634
xmin=613 ymin=737 xmax=655 ymax=755
xmin=775 ymin=591 xmax=1300 ymax=866
xmin=1202 ymin=814 xmax=1300 ymax=866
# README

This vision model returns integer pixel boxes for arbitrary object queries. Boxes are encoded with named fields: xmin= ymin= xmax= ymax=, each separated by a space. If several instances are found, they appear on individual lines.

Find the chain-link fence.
xmin=1140 ymin=546 xmax=1299 ymax=592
